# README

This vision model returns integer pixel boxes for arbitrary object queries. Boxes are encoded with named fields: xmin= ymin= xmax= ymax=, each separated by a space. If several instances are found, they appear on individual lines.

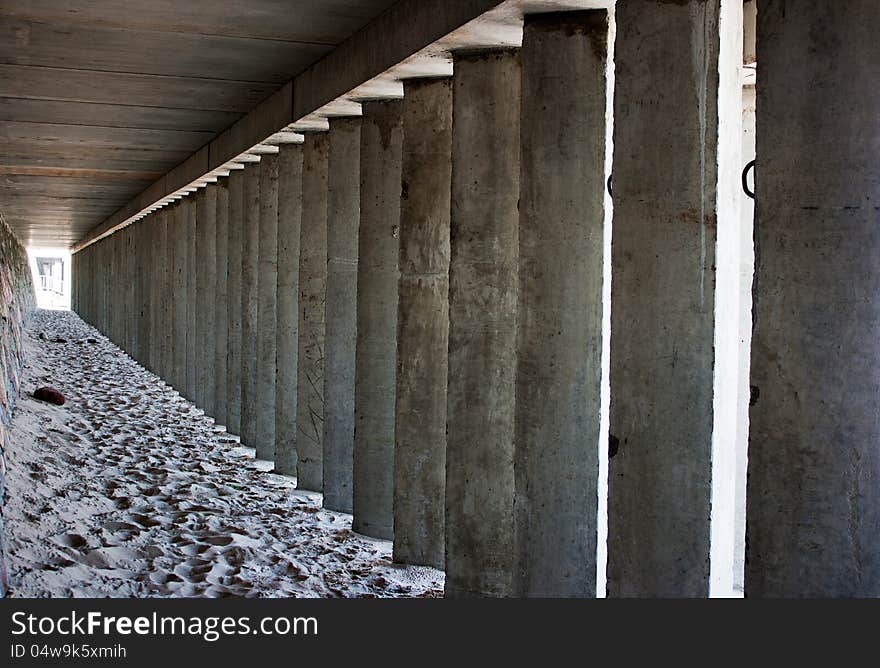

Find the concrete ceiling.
xmin=0 ymin=0 xmax=399 ymax=247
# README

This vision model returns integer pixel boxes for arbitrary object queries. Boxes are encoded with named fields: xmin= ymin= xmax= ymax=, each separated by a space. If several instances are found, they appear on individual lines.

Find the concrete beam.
xmin=72 ymin=1 xmax=527 ymax=252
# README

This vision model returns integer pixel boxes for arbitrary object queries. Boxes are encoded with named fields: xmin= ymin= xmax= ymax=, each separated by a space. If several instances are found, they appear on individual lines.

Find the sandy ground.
xmin=4 ymin=309 xmax=443 ymax=598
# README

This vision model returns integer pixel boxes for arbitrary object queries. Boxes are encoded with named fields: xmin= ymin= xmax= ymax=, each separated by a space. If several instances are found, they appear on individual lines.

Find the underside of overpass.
xmin=0 ymin=0 xmax=877 ymax=598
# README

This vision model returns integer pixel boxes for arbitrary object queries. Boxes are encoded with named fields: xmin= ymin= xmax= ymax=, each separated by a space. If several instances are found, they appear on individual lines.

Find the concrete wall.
xmin=0 ymin=212 xmax=36 ymax=597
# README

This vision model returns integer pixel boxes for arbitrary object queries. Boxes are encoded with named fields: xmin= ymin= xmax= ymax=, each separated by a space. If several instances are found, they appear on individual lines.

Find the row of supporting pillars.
xmin=70 ymin=1 xmax=880 ymax=597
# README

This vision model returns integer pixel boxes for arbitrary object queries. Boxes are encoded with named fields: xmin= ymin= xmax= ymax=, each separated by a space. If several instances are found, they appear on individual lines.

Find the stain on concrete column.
xmin=214 ymin=179 xmax=229 ymax=426
xmin=227 ymin=170 xmax=244 ymax=434
xmin=446 ymin=48 xmax=520 ymax=598
xmin=240 ymin=161 xmax=261 ymax=447
xmin=196 ymin=185 xmax=217 ymax=414
xmin=323 ymin=117 xmax=361 ymax=513
xmin=353 ymin=99 xmax=403 ymax=540
xmin=514 ymin=11 xmax=609 ymax=598
xmin=747 ymin=2 xmax=880 ymax=597
xmin=608 ymin=0 xmax=742 ymax=597
xmin=256 ymin=154 xmax=280 ymax=461
xmin=393 ymin=77 xmax=451 ymax=569
xmin=275 ymin=144 xmax=305 ymax=476
xmin=172 ymin=201 xmax=188 ymax=393
xmin=296 ymin=133 xmax=329 ymax=492
xmin=186 ymin=194 xmax=198 ymax=402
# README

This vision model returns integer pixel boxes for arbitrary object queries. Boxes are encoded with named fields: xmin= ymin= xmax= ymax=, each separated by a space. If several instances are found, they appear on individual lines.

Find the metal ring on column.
xmin=742 ymin=160 xmax=756 ymax=199
xmin=607 ymin=175 xmax=613 ymax=198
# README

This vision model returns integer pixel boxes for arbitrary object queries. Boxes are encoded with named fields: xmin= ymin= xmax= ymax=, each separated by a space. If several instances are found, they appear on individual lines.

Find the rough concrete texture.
xmin=152 ymin=211 xmax=168 ymax=378
xmin=214 ymin=180 xmax=229 ymax=426
xmin=353 ymin=99 xmax=403 ymax=540
xmin=240 ymin=162 xmax=261 ymax=447
xmin=255 ymin=154 xmax=280 ymax=461
xmin=172 ymin=202 xmax=188 ymax=393
xmin=133 ymin=217 xmax=147 ymax=366
xmin=161 ymin=209 xmax=174 ymax=381
xmin=747 ymin=2 xmax=880 ymax=597
xmin=323 ymin=117 xmax=361 ymax=513
xmin=446 ymin=48 xmax=520 ymax=598
xmin=296 ymin=133 xmax=329 ymax=492
xmin=515 ymin=10 xmax=607 ymax=598
xmin=275 ymin=144 xmax=304 ymax=476
xmin=185 ymin=194 xmax=197 ymax=402
xmin=608 ymin=0 xmax=741 ymax=597
xmin=196 ymin=185 xmax=217 ymax=415
xmin=393 ymin=77 xmax=451 ymax=569
xmin=226 ymin=171 xmax=244 ymax=434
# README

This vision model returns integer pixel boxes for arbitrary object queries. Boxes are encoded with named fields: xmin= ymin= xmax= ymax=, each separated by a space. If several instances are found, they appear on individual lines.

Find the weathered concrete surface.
xmin=446 ymin=48 xmax=520 ymax=598
xmin=196 ymin=185 xmax=217 ymax=414
xmin=256 ymin=154 xmax=280 ymax=461
xmin=227 ymin=170 xmax=244 ymax=434
xmin=353 ymin=99 xmax=403 ymax=540
xmin=296 ymin=133 xmax=329 ymax=492
xmin=172 ymin=201 xmax=188 ymax=393
xmin=214 ymin=179 xmax=229 ymax=426
xmin=186 ymin=193 xmax=197 ymax=402
xmin=746 ymin=2 xmax=880 ymax=597
xmin=393 ymin=77 xmax=451 ymax=569
xmin=240 ymin=162 xmax=261 ymax=447
xmin=323 ymin=117 xmax=361 ymax=513
xmin=275 ymin=144 xmax=304 ymax=476
xmin=133 ymin=216 xmax=147 ymax=366
xmin=607 ymin=0 xmax=742 ymax=597
xmin=153 ymin=210 xmax=168 ymax=378
xmin=514 ymin=10 xmax=608 ymax=598
xmin=161 ymin=208 xmax=174 ymax=381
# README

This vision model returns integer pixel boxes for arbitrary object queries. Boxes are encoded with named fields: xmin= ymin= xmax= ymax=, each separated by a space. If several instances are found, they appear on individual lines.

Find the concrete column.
xmin=514 ymin=10 xmax=609 ymax=598
xmin=152 ymin=211 xmax=168 ymax=376
xmin=162 ymin=205 xmax=174 ymax=382
xmin=111 ymin=232 xmax=119 ymax=344
xmin=186 ymin=194 xmax=198 ymax=401
xmin=256 ymin=153 xmax=280 ymax=461
xmin=323 ymin=117 xmax=361 ymax=513
xmin=746 ymin=2 xmax=880 ymax=597
xmin=227 ymin=170 xmax=244 ymax=434
xmin=446 ymin=48 xmax=520 ymax=598
xmin=353 ymin=99 xmax=403 ymax=540
xmin=296 ymin=133 xmax=329 ymax=491
xmin=132 ymin=219 xmax=145 ymax=364
xmin=214 ymin=179 xmax=229 ymax=426
xmin=275 ymin=144 xmax=304 ymax=476
xmin=172 ymin=202 xmax=188 ymax=393
xmin=196 ymin=186 xmax=217 ymax=413
xmin=240 ymin=162 xmax=261 ymax=446
xmin=393 ymin=77 xmax=451 ymax=568
xmin=608 ymin=0 xmax=742 ymax=597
